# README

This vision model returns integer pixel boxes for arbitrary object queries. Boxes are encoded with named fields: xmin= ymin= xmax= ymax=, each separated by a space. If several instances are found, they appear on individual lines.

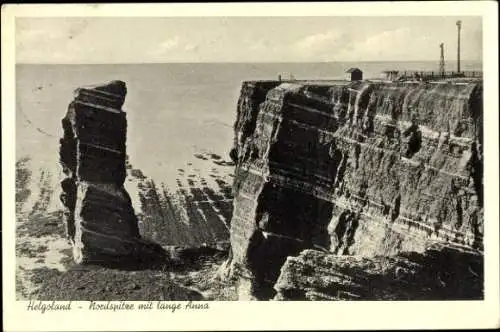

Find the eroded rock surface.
xmin=59 ymin=81 xmax=165 ymax=264
xmin=274 ymin=244 xmax=483 ymax=300
xmin=225 ymin=80 xmax=483 ymax=299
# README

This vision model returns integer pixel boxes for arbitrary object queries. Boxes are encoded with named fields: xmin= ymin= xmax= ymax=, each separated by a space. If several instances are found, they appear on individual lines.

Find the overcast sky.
xmin=16 ymin=16 xmax=482 ymax=63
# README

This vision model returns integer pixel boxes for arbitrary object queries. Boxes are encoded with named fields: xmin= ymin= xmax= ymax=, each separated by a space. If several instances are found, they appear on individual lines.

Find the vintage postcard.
xmin=2 ymin=2 xmax=499 ymax=331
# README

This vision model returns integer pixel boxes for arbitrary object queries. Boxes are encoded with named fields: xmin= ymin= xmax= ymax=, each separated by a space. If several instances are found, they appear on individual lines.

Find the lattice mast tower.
xmin=439 ymin=43 xmax=445 ymax=75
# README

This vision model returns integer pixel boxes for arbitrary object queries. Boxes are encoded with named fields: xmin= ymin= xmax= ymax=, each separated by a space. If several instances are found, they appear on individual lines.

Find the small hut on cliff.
xmin=345 ymin=68 xmax=363 ymax=81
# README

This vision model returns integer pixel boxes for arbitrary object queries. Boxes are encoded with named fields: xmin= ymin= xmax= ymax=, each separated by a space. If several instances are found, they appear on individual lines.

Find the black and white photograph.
xmin=2 ymin=2 xmax=499 ymax=331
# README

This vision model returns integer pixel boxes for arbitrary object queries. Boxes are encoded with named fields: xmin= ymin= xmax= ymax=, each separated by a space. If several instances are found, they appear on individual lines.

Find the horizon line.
xmin=16 ymin=59 xmax=483 ymax=65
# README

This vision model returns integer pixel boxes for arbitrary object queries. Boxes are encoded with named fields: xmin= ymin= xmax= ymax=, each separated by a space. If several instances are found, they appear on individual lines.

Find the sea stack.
xmin=59 ymin=80 xmax=164 ymax=265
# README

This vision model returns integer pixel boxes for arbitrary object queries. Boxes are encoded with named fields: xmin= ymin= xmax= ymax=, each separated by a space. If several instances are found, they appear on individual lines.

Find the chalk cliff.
xmin=225 ymin=79 xmax=483 ymax=299
xmin=59 ymin=81 xmax=165 ymax=264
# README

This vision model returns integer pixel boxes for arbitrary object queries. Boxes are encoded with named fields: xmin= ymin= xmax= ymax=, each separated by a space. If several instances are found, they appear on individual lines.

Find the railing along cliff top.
xmin=388 ymin=70 xmax=483 ymax=79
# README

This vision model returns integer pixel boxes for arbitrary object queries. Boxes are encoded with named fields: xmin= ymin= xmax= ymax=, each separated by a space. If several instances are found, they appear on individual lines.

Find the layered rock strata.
xmin=274 ymin=244 xmax=483 ymax=300
xmin=226 ymin=80 xmax=483 ymax=299
xmin=59 ymin=81 xmax=164 ymax=264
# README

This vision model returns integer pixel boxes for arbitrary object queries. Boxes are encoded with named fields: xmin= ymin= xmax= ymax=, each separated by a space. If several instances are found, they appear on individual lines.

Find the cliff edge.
xmin=225 ymin=79 xmax=483 ymax=300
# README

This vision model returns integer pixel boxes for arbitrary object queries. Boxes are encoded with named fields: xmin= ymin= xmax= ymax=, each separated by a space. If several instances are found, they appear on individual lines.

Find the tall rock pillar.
xmin=59 ymin=80 xmax=164 ymax=265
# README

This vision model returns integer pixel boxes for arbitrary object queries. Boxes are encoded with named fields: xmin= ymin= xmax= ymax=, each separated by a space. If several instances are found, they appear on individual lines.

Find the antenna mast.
xmin=456 ymin=20 xmax=462 ymax=73
xmin=439 ymin=43 xmax=445 ymax=75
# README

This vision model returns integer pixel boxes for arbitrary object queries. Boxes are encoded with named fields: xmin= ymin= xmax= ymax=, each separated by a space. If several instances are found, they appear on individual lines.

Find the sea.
xmin=15 ymin=61 xmax=482 ymax=186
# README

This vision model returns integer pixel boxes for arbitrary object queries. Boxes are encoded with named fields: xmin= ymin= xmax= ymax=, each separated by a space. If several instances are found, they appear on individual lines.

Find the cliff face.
xmin=274 ymin=243 xmax=483 ymax=300
xmin=59 ymin=81 xmax=164 ymax=265
xmin=226 ymin=80 xmax=483 ymax=299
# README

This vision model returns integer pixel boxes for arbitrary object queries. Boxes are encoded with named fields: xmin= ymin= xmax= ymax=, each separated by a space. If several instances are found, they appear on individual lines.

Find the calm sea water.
xmin=16 ymin=61 xmax=481 ymax=183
